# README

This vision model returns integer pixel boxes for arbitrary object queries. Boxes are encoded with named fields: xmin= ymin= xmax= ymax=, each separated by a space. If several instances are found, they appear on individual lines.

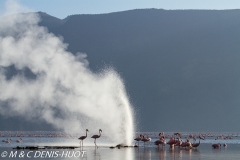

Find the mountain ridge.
xmin=1 ymin=9 xmax=240 ymax=131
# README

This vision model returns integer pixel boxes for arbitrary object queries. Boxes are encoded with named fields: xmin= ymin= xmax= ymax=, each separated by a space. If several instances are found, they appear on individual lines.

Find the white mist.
xmin=0 ymin=1 xmax=135 ymax=146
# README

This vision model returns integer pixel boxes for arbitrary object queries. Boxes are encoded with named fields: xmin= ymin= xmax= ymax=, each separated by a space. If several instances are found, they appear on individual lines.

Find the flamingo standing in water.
xmin=78 ymin=129 xmax=89 ymax=148
xmin=16 ymin=138 xmax=22 ymax=143
xmin=134 ymin=134 xmax=143 ymax=146
xmin=154 ymin=139 xmax=166 ymax=148
xmin=167 ymin=137 xmax=176 ymax=148
xmin=212 ymin=143 xmax=221 ymax=149
xmin=175 ymin=138 xmax=182 ymax=147
xmin=141 ymin=135 xmax=151 ymax=145
xmin=91 ymin=129 xmax=102 ymax=148
xmin=5 ymin=138 xmax=12 ymax=143
xmin=180 ymin=139 xmax=192 ymax=148
xmin=154 ymin=132 xmax=166 ymax=148
xmin=192 ymin=139 xmax=200 ymax=148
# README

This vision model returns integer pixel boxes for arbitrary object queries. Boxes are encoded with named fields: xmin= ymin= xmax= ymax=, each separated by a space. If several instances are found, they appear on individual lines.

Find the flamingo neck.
xmin=99 ymin=131 xmax=101 ymax=137
xmin=86 ymin=131 xmax=88 ymax=137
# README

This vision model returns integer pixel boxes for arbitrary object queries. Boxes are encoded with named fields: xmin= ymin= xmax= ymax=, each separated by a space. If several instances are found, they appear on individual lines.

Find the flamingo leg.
xmin=135 ymin=141 xmax=138 ymax=146
xmin=95 ymin=139 xmax=98 ymax=148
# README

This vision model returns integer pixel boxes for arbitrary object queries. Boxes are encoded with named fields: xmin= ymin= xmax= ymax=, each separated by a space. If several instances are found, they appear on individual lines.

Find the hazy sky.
xmin=0 ymin=0 xmax=240 ymax=19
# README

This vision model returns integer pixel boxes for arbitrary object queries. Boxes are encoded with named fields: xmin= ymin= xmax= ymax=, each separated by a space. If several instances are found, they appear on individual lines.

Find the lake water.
xmin=1 ymin=131 xmax=240 ymax=160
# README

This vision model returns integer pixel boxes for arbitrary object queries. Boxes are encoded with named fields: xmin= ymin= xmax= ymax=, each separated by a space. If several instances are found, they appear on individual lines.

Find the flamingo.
xmin=78 ymin=129 xmax=89 ymax=148
xmin=134 ymin=134 xmax=143 ymax=146
xmin=5 ymin=138 xmax=12 ymax=143
xmin=16 ymin=138 xmax=22 ymax=143
xmin=175 ymin=138 xmax=182 ymax=147
xmin=192 ymin=139 xmax=200 ymax=148
xmin=158 ymin=132 xmax=164 ymax=138
xmin=154 ymin=139 xmax=166 ymax=148
xmin=155 ymin=132 xmax=166 ymax=148
xmin=141 ymin=135 xmax=151 ymax=145
xmin=174 ymin=132 xmax=181 ymax=139
xmin=167 ymin=137 xmax=176 ymax=147
xmin=180 ymin=139 xmax=192 ymax=148
xmin=91 ymin=129 xmax=102 ymax=148
xmin=212 ymin=143 xmax=221 ymax=149
xmin=199 ymin=134 xmax=205 ymax=140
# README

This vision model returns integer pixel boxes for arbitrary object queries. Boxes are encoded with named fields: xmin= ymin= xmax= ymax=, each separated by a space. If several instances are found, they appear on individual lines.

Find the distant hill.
xmin=37 ymin=11 xmax=64 ymax=30
xmin=2 ymin=9 xmax=240 ymax=131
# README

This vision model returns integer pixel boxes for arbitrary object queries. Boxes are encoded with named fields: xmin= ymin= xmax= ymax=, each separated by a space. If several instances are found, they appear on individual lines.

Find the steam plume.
xmin=0 ymin=1 xmax=134 ymax=145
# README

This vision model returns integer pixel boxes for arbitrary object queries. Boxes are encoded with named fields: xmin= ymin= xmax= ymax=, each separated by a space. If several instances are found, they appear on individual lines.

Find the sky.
xmin=0 ymin=0 xmax=240 ymax=19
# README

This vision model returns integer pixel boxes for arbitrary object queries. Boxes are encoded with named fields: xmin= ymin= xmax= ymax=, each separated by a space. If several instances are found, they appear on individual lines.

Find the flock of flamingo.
xmin=76 ymin=130 xmax=231 ymax=149
xmin=1 ymin=129 xmax=102 ymax=148
xmin=0 ymin=131 xmax=75 ymax=144
xmin=134 ymin=132 xmax=229 ymax=149
xmin=2 ymin=138 xmax=22 ymax=143
xmin=1 ymin=131 xmax=237 ymax=149
xmin=0 ymin=131 xmax=76 ymax=138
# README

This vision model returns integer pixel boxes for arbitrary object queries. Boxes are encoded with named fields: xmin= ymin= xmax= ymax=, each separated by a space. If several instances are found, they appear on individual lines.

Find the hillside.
xmin=1 ymin=9 xmax=240 ymax=131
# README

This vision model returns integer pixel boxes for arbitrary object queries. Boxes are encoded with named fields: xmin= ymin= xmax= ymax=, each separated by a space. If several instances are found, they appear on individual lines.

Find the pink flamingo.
xmin=91 ymin=129 xmax=102 ymax=148
xmin=167 ymin=137 xmax=176 ymax=147
xmin=78 ymin=129 xmax=89 ymax=148
xmin=175 ymin=138 xmax=182 ymax=147
xmin=180 ymin=139 xmax=192 ymax=148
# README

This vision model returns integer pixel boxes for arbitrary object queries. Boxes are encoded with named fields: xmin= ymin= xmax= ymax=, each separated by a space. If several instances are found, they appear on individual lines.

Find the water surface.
xmin=1 ymin=131 xmax=240 ymax=160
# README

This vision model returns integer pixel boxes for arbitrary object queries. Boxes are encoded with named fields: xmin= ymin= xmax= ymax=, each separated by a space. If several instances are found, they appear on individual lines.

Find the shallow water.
xmin=1 ymin=131 xmax=240 ymax=160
